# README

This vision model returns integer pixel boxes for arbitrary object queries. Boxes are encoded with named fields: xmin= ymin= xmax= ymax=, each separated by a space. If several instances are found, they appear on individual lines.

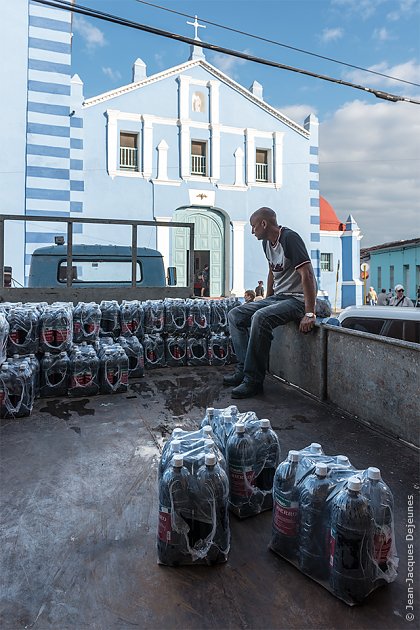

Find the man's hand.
xmin=299 ymin=314 xmax=316 ymax=333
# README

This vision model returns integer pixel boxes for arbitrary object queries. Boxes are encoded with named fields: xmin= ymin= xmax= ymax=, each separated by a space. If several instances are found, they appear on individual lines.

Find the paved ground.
xmin=0 ymin=365 xmax=418 ymax=629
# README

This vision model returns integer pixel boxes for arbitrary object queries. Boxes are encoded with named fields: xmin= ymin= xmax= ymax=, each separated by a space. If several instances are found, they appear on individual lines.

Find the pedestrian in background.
xmin=368 ymin=286 xmax=378 ymax=306
xmin=244 ymin=289 xmax=256 ymax=303
xmin=389 ymin=284 xmax=414 ymax=307
xmin=376 ymin=288 xmax=388 ymax=306
xmin=255 ymin=280 xmax=265 ymax=298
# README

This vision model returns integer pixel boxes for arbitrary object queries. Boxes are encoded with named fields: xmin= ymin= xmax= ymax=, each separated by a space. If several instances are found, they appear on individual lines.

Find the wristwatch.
xmin=305 ymin=312 xmax=316 ymax=318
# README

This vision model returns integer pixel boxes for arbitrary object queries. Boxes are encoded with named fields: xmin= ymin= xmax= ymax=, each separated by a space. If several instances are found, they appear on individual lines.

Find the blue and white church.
xmin=1 ymin=0 xmax=363 ymax=308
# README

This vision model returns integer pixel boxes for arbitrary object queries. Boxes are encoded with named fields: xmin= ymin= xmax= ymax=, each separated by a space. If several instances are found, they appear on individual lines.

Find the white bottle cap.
xmin=348 ymin=475 xmax=362 ymax=492
xmin=204 ymin=439 xmax=214 ymax=448
xmin=316 ymin=463 xmax=328 ymax=477
xmin=310 ymin=443 xmax=322 ymax=453
xmin=235 ymin=423 xmax=245 ymax=434
xmin=172 ymin=428 xmax=183 ymax=437
xmin=231 ymin=405 xmax=238 ymax=415
xmin=203 ymin=425 xmax=213 ymax=436
xmin=207 ymin=407 xmax=215 ymax=417
xmin=367 ymin=466 xmax=381 ymax=480
xmin=260 ymin=419 xmax=271 ymax=428
xmin=172 ymin=439 xmax=182 ymax=452
xmin=336 ymin=455 xmax=350 ymax=465
xmin=173 ymin=454 xmax=184 ymax=467
xmin=288 ymin=450 xmax=300 ymax=462
xmin=205 ymin=453 xmax=216 ymax=466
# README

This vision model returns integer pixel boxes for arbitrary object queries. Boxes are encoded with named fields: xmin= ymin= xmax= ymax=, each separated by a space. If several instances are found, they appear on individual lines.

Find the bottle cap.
xmin=367 ymin=466 xmax=381 ymax=480
xmin=288 ymin=450 xmax=300 ymax=462
xmin=172 ymin=428 xmax=183 ymax=437
xmin=206 ymin=407 xmax=214 ymax=417
xmin=235 ymin=423 xmax=245 ymax=434
xmin=204 ymin=439 xmax=214 ymax=448
xmin=205 ymin=453 xmax=216 ymax=466
xmin=348 ymin=475 xmax=362 ymax=492
xmin=230 ymin=405 xmax=238 ymax=415
xmin=260 ymin=419 xmax=271 ymax=429
xmin=173 ymin=454 xmax=183 ymax=467
xmin=336 ymin=455 xmax=350 ymax=465
xmin=310 ymin=443 xmax=322 ymax=453
xmin=316 ymin=463 xmax=328 ymax=477
xmin=203 ymin=425 xmax=213 ymax=436
xmin=172 ymin=439 xmax=182 ymax=452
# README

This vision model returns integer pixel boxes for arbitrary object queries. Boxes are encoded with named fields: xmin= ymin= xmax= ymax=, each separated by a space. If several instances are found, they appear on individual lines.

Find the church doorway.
xmin=172 ymin=207 xmax=225 ymax=297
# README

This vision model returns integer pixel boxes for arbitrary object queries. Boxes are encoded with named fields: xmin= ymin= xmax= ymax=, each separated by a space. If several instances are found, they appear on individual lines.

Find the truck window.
xmin=341 ymin=317 xmax=384 ymax=335
xmin=58 ymin=260 xmax=142 ymax=283
xmin=387 ymin=320 xmax=420 ymax=344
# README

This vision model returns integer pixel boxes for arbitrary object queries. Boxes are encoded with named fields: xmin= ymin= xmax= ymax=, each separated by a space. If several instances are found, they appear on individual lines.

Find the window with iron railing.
xmin=256 ymin=149 xmax=269 ymax=182
xmin=321 ymin=253 xmax=333 ymax=272
xmin=120 ymin=132 xmax=138 ymax=170
xmin=191 ymin=141 xmax=207 ymax=176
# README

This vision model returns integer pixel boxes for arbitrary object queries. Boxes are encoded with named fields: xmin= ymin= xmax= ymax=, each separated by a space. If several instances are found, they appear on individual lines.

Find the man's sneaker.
xmin=231 ymin=381 xmax=263 ymax=399
xmin=223 ymin=371 xmax=244 ymax=387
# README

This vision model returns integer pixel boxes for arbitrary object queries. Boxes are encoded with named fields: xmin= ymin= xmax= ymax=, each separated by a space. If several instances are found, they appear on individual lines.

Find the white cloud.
xmin=373 ymin=27 xmax=395 ymax=41
xmin=319 ymin=27 xmax=344 ymax=44
xmin=387 ymin=0 xmax=419 ymax=21
xmin=102 ymin=67 xmax=121 ymax=81
xmin=330 ymin=0 xmax=385 ymax=20
xmin=275 ymin=104 xmax=318 ymax=125
xmin=73 ymin=15 xmax=106 ymax=51
xmin=209 ymin=51 xmax=249 ymax=78
xmin=344 ymin=59 xmax=420 ymax=92
xmin=319 ymin=99 xmax=420 ymax=247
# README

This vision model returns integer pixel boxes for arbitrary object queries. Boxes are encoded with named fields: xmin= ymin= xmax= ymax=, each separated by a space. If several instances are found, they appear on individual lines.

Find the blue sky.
xmin=71 ymin=0 xmax=420 ymax=247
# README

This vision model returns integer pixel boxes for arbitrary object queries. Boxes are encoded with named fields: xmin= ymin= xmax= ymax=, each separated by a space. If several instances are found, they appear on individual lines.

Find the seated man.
xmin=224 ymin=206 xmax=317 ymax=399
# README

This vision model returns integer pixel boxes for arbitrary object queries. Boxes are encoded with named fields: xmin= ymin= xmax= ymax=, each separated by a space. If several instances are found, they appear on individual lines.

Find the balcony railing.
xmin=191 ymin=154 xmax=206 ymax=176
xmin=256 ymin=162 xmax=268 ymax=182
xmin=120 ymin=146 xmax=138 ymax=170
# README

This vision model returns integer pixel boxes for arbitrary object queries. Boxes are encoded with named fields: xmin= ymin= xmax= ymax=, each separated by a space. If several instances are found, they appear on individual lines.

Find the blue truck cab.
xmin=28 ymin=244 xmax=168 ymax=288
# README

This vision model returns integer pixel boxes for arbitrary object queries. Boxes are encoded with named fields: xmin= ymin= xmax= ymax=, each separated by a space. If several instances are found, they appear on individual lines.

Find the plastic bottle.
xmin=298 ymin=462 xmax=333 ymax=579
xmin=157 ymin=454 xmax=192 ymax=566
xmin=208 ymin=333 xmax=229 ymax=366
xmin=40 ymin=351 xmax=70 ymax=397
xmin=254 ymin=419 xmax=280 ymax=494
xmin=271 ymin=450 xmax=300 ymax=559
xmin=329 ymin=475 xmax=375 ymax=603
xmin=361 ymin=467 xmax=395 ymax=575
xmin=158 ymin=439 xmax=183 ymax=481
xmin=99 ymin=300 xmax=121 ymax=339
xmin=7 ymin=307 xmax=39 ymax=355
xmin=186 ymin=336 xmax=208 ymax=367
xmin=195 ymin=452 xmax=230 ymax=564
xmin=68 ymin=350 xmax=85 ymax=397
xmin=226 ymin=422 xmax=256 ymax=517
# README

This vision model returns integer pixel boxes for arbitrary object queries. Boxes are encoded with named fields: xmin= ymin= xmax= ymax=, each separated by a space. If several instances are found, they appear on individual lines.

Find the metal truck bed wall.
xmin=270 ymin=322 xmax=420 ymax=448
xmin=0 ymin=366 xmax=418 ymax=628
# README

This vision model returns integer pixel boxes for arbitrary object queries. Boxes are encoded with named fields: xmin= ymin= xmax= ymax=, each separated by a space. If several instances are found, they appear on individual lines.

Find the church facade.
xmin=1 ymin=0 xmax=363 ymax=308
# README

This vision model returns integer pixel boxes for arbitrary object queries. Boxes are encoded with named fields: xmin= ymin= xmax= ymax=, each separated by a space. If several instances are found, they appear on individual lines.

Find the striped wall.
xmin=25 ymin=0 xmax=83 ymax=279
xmin=304 ymin=114 xmax=321 ymax=286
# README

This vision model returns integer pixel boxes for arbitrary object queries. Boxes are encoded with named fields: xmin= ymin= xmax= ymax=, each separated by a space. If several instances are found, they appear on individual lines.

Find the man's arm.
xmin=297 ymin=262 xmax=317 ymax=333
xmin=266 ymin=268 xmax=274 ymax=297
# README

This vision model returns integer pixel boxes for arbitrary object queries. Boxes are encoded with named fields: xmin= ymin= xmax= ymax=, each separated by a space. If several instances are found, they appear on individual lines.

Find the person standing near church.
xmin=224 ymin=206 xmax=317 ymax=399
xmin=201 ymin=264 xmax=210 ymax=297
xmin=255 ymin=280 xmax=264 ymax=298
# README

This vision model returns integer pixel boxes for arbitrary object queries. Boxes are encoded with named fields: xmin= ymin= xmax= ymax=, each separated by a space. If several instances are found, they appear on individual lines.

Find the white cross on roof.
xmin=187 ymin=15 xmax=206 ymax=40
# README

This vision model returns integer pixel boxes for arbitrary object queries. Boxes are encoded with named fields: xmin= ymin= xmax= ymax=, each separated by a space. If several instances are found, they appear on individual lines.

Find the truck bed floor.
xmin=0 ymin=366 xmax=418 ymax=629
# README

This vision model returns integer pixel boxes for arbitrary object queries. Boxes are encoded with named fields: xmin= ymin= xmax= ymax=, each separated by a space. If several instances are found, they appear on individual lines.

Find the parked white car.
xmin=337 ymin=305 xmax=420 ymax=343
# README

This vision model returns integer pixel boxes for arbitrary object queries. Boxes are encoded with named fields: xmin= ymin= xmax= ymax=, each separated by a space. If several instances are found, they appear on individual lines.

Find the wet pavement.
xmin=0 ymin=365 xmax=419 ymax=629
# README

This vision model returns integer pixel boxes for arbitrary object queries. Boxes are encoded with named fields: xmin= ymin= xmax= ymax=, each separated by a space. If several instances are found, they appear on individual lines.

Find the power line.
xmin=33 ymin=0 xmax=420 ymax=105
xmin=135 ymin=0 xmax=420 ymax=88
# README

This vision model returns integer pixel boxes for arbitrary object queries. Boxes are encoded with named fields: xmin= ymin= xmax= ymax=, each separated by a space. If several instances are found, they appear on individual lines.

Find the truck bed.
xmin=0 ymin=366 xmax=418 ymax=629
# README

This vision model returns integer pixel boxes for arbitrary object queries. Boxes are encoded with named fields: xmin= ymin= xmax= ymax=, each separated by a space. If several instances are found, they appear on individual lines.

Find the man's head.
xmin=250 ymin=207 xmax=279 ymax=241
xmin=258 ymin=280 xmax=263 ymax=285
xmin=395 ymin=284 xmax=404 ymax=294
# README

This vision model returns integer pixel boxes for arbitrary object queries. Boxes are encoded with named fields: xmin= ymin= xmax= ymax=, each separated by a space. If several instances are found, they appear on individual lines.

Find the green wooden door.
xmin=172 ymin=208 xmax=224 ymax=296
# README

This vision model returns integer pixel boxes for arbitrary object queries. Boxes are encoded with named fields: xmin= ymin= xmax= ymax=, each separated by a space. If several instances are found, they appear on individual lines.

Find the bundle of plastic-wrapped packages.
xmin=157 ymin=426 xmax=230 ymax=566
xmin=0 ymin=355 xmax=36 ymax=418
xmin=202 ymin=406 xmax=281 ymax=518
xmin=73 ymin=302 xmax=101 ymax=344
xmin=39 ymin=303 xmax=73 ymax=353
xmin=120 ymin=300 xmax=144 ymax=339
xmin=269 ymin=444 xmax=398 ymax=605
xmin=99 ymin=300 xmax=121 ymax=339
xmin=6 ymin=305 xmax=39 ymax=355
xmin=0 ymin=312 xmax=10 ymax=364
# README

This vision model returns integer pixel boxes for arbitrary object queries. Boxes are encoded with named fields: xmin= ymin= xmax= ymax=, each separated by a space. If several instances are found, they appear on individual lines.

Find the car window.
xmin=387 ymin=320 xmax=420 ymax=344
xmin=341 ymin=317 xmax=385 ymax=335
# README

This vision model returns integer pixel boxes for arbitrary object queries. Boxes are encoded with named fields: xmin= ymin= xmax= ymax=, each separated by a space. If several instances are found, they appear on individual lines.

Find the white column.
xmin=234 ymin=147 xmax=244 ymax=186
xmin=106 ymin=109 xmax=120 ymax=177
xmin=180 ymin=123 xmax=190 ymax=179
xmin=178 ymin=75 xmax=191 ymax=120
xmin=211 ymin=123 xmax=220 ymax=181
xmin=231 ymin=220 xmax=247 ymax=296
xmin=208 ymin=80 xmax=220 ymax=124
xmin=273 ymin=131 xmax=284 ymax=189
xmin=157 ymin=140 xmax=169 ymax=180
xmin=142 ymin=115 xmax=153 ymax=178
xmin=155 ymin=216 xmax=172 ymax=271
xmin=245 ymin=128 xmax=255 ymax=185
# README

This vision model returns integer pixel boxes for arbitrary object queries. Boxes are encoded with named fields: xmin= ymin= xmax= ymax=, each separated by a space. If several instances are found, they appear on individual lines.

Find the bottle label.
xmin=229 ymin=465 xmax=255 ymax=498
xmin=374 ymin=525 xmax=392 ymax=564
xmin=273 ymin=492 xmax=299 ymax=536
xmin=158 ymin=507 xmax=172 ymax=543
